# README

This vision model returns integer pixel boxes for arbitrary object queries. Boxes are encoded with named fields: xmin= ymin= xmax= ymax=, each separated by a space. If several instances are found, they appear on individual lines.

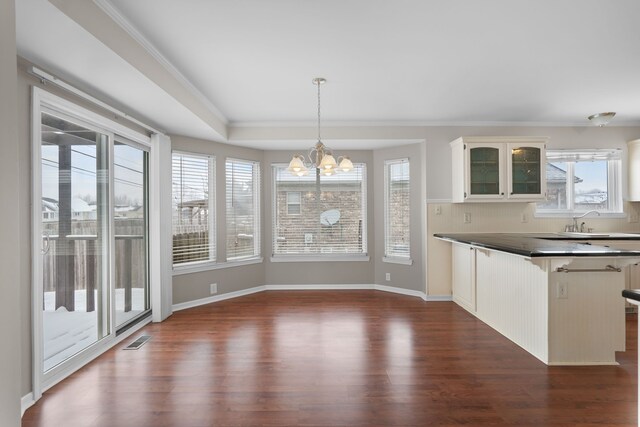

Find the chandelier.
xmin=287 ymin=78 xmax=353 ymax=177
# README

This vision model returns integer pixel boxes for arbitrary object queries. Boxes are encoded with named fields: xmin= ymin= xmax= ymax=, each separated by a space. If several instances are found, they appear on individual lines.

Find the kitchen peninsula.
xmin=435 ymin=233 xmax=640 ymax=365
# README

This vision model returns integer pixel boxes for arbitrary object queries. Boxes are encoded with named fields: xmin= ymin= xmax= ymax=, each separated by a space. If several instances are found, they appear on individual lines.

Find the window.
xmin=536 ymin=149 xmax=622 ymax=214
xmin=272 ymin=164 xmax=367 ymax=256
xmin=172 ymin=152 xmax=215 ymax=265
xmin=384 ymin=159 xmax=411 ymax=262
xmin=226 ymin=158 xmax=261 ymax=261
xmin=286 ymin=192 xmax=301 ymax=215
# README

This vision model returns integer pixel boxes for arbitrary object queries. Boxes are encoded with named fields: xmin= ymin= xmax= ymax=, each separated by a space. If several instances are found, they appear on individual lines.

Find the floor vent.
xmin=123 ymin=335 xmax=151 ymax=350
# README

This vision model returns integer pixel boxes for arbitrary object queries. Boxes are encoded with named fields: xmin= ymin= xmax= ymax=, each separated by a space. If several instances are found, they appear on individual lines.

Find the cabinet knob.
xmin=501 ymin=192 xmax=504 ymax=195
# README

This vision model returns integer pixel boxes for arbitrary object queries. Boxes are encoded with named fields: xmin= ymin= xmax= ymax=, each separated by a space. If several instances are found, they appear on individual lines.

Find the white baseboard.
xmin=171 ymin=283 xmax=450 ymax=312
xmin=425 ymin=295 xmax=453 ymax=302
xmin=373 ymin=284 xmax=427 ymax=300
xmin=172 ymin=285 xmax=266 ymax=312
xmin=266 ymin=284 xmax=375 ymax=291
xmin=21 ymin=392 xmax=35 ymax=417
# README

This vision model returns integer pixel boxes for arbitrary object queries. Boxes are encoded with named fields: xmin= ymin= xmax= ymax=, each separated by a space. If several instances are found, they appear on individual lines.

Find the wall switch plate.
xmin=385 ymin=273 xmax=391 ymax=281
xmin=463 ymin=212 xmax=471 ymax=224
xmin=210 ymin=283 xmax=218 ymax=295
xmin=434 ymin=205 xmax=442 ymax=215
xmin=520 ymin=213 xmax=528 ymax=223
xmin=629 ymin=212 xmax=639 ymax=223
xmin=557 ymin=282 xmax=568 ymax=299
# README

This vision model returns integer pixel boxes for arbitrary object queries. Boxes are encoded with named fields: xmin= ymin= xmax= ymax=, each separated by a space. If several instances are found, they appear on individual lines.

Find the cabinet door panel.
xmin=467 ymin=146 xmax=502 ymax=197
xmin=511 ymin=146 xmax=542 ymax=195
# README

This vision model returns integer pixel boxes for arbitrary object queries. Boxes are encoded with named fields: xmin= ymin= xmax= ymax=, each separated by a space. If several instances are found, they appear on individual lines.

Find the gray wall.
xmin=170 ymin=135 xmax=266 ymax=304
xmin=0 ymin=0 xmax=22 ymax=424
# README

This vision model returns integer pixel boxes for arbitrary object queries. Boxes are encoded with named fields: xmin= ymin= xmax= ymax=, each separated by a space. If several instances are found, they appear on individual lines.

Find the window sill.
xmin=173 ymin=257 xmax=263 ymax=276
xmin=534 ymin=211 xmax=627 ymax=219
xmin=382 ymin=256 xmax=413 ymax=265
xmin=270 ymin=254 xmax=370 ymax=263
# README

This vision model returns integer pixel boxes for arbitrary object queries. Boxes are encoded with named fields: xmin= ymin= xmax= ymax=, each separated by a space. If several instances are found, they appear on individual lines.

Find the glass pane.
xmin=539 ymin=161 xmax=569 ymax=209
xmin=41 ymin=112 xmax=109 ymax=372
xmin=386 ymin=161 xmax=410 ymax=258
xmin=511 ymin=147 xmax=541 ymax=194
xmin=226 ymin=160 xmax=258 ymax=261
xmin=273 ymin=165 xmax=366 ymax=255
xmin=172 ymin=153 xmax=212 ymax=264
xmin=114 ymin=142 xmax=149 ymax=329
xmin=574 ymin=160 xmax=608 ymax=210
xmin=469 ymin=147 xmax=500 ymax=195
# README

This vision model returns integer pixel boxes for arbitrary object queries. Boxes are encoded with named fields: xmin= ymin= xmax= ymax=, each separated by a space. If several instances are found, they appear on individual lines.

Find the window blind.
xmin=226 ymin=158 xmax=260 ymax=261
xmin=546 ymin=149 xmax=621 ymax=162
xmin=272 ymin=164 xmax=367 ymax=256
xmin=384 ymin=159 xmax=410 ymax=259
xmin=172 ymin=152 xmax=214 ymax=265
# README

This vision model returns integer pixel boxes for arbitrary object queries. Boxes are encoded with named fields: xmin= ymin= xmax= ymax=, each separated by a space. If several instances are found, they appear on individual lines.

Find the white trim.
xmin=21 ymin=393 xmax=35 ymax=417
xmin=173 ymin=257 xmax=264 ymax=276
xmin=172 ymin=284 xmax=439 ymax=313
xmin=382 ymin=256 xmax=414 ymax=265
xmin=270 ymin=255 xmax=370 ymax=263
xmin=266 ymin=284 xmax=375 ymax=291
xmin=547 ymin=361 xmax=619 ymax=366
xmin=172 ymin=285 xmax=267 ymax=311
xmin=533 ymin=211 xmax=627 ymax=219
xmin=426 ymin=198 xmax=452 ymax=204
xmin=93 ymin=0 xmax=228 ymax=125
xmin=230 ymin=120 xmax=640 ymax=128
xmin=425 ymin=295 xmax=454 ymax=302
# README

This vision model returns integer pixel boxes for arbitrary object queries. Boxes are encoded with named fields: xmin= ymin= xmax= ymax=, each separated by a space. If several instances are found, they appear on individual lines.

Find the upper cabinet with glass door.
xmin=451 ymin=137 xmax=547 ymax=203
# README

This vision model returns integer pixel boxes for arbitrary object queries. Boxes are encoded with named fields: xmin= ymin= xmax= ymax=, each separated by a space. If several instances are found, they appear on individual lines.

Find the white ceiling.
xmin=14 ymin=0 xmax=640 ymax=145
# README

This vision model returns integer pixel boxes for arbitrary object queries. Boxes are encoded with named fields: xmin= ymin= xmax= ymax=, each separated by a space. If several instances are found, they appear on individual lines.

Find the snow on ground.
xmin=43 ymin=289 xmax=145 ymax=371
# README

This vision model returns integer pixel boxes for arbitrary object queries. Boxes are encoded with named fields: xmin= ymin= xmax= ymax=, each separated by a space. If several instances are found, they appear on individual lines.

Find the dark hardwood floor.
xmin=22 ymin=291 xmax=638 ymax=426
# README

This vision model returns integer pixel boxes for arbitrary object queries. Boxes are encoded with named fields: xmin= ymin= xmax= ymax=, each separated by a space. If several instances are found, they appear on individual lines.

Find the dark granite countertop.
xmin=433 ymin=233 xmax=640 ymax=258
xmin=622 ymin=289 xmax=640 ymax=302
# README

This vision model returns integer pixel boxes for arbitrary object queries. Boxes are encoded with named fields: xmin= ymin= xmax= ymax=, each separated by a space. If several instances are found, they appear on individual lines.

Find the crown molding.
xmin=230 ymin=119 xmax=640 ymax=128
xmin=93 ymin=0 xmax=228 ymax=125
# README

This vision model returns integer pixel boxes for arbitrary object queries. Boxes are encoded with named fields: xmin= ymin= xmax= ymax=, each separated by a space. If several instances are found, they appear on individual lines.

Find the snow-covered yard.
xmin=43 ymin=289 xmax=145 ymax=371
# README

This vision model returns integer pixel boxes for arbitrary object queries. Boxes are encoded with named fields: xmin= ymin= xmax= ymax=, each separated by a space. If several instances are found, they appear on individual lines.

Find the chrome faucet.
xmin=568 ymin=210 xmax=601 ymax=232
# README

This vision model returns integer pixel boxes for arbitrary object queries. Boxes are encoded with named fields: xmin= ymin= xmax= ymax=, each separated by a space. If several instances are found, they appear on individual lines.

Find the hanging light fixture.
xmin=288 ymin=78 xmax=353 ymax=177
xmin=588 ymin=112 xmax=616 ymax=127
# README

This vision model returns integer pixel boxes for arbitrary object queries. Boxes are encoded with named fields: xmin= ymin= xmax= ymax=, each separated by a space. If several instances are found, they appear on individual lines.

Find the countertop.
xmin=433 ymin=233 xmax=640 ymax=258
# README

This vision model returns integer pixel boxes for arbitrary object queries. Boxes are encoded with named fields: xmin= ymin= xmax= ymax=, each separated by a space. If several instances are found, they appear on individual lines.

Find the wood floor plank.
xmin=22 ymin=291 xmax=639 ymax=426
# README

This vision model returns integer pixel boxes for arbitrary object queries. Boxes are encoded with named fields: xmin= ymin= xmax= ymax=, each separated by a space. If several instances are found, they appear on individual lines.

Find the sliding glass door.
xmin=40 ymin=110 xmax=110 ymax=372
xmin=35 ymin=94 xmax=152 ymax=387
xmin=113 ymin=140 xmax=150 ymax=330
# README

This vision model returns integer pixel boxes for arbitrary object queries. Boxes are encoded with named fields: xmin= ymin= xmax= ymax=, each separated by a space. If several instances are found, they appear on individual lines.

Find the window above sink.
xmin=535 ymin=149 xmax=623 ymax=217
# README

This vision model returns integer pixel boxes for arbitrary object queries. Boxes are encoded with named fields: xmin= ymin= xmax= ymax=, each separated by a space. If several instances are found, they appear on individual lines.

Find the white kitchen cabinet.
xmin=451 ymin=243 xmax=476 ymax=313
xmin=451 ymin=136 xmax=548 ymax=203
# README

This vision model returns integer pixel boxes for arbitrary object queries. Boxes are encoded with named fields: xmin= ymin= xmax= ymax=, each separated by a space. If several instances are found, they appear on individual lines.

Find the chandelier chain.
xmin=317 ymin=80 xmax=321 ymax=142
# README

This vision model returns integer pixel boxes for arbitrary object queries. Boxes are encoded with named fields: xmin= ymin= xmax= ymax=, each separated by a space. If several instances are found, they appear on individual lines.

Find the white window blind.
xmin=272 ymin=164 xmax=367 ymax=256
xmin=172 ymin=152 xmax=215 ymax=265
xmin=384 ymin=159 xmax=410 ymax=259
xmin=226 ymin=158 xmax=260 ymax=261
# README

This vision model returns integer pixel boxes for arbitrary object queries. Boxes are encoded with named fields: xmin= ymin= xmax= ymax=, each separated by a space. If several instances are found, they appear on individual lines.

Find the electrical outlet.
xmin=520 ymin=213 xmax=528 ymax=223
xmin=629 ymin=212 xmax=639 ymax=223
xmin=385 ymin=273 xmax=391 ymax=281
xmin=463 ymin=212 xmax=471 ymax=224
xmin=434 ymin=205 xmax=442 ymax=215
xmin=210 ymin=283 xmax=218 ymax=295
xmin=557 ymin=282 xmax=568 ymax=299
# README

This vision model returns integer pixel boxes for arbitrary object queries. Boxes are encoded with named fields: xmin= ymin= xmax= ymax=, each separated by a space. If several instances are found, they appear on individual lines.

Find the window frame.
xmin=535 ymin=149 xmax=624 ymax=218
xmin=270 ymin=163 xmax=369 ymax=262
xmin=286 ymin=191 xmax=302 ymax=215
xmin=171 ymin=150 xmax=216 ymax=269
xmin=225 ymin=157 xmax=261 ymax=262
xmin=383 ymin=158 xmax=413 ymax=265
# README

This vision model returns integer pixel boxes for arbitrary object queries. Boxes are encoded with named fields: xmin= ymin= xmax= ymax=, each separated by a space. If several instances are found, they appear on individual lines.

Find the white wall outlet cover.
xmin=463 ymin=213 xmax=471 ymax=223
xmin=210 ymin=283 xmax=218 ymax=294
xmin=435 ymin=205 xmax=442 ymax=215
xmin=629 ymin=212 xmax=639 ymax=223
xmin=385 ymin=273 xmax=391 ymax=281
xmin=520 ymin=213 xmax=528 ymax=223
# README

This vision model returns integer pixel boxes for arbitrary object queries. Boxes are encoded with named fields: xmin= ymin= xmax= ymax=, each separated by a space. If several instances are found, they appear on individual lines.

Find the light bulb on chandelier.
xmin=288 ymin=78 xmax=354 ymax=176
